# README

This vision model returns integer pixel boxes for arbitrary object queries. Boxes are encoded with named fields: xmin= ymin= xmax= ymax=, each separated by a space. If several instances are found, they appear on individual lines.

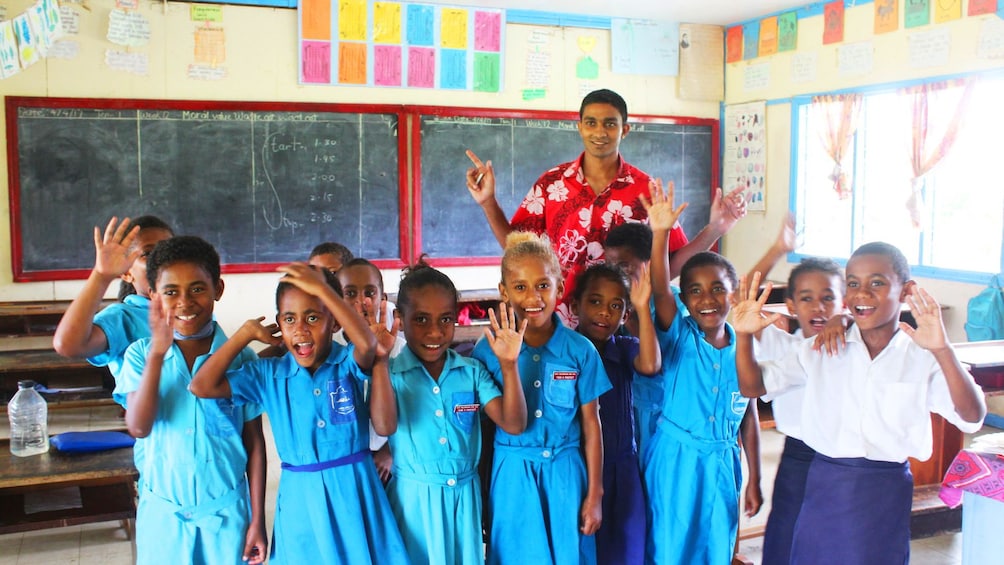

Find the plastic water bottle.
xmin=8 ymin=380 xmax=49 ymax=457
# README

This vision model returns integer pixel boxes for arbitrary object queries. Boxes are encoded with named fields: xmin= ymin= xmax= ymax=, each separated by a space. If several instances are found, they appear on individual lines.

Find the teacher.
xmin=465 ymin=88 xmax=746 ymax=325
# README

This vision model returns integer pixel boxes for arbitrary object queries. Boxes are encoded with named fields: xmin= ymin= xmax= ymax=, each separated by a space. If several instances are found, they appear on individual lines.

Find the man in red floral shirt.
xmin=466 ymin=89 xmax=746 ymax=326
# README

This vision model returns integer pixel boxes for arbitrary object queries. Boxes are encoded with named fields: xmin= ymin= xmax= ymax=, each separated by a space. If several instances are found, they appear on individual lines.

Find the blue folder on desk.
xmin=50 ymin=431 xmax=134 ymax=453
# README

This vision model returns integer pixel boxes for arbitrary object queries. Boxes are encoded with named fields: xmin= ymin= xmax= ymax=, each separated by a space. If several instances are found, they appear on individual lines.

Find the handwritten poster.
xmin=978 ymin=16 xmax=1004 ymax=58
xmin=678 ymin=23 xmax=724 ymax=101
xmin=523 ymin=27 xmax=553 ymax=100
xmin=934 ymin=0 xmax=962 ymax=23
xmin=105 ymin=49 xmax=148 ymax=75
xmin=823 ymin=1 xmax=844 ymax=45
xmin=107 ymin=9 xmax=150 ymax=47
xmin=791 ymin=51 xmax=818 ymax=83
xmin=908 ymin=27 xmax=950 ymax=68
xmin=875 ymin=0 xmax=899 ymax=34
xmin=298 ymin=0 xmax=504 ymax=90
xmin=743 ymin=21 xmax=759 ymax=60
xmin=726 ymin=26 xmax=743 ymax=63
xmin=970 ymin=0 xmax=998 ymax=16
xmin=759 ymin=17 xmax=778 ymax=56
xmin=838 ymin=42 xmax=873 ymax=76
xmin=193 ymin=26 xmax=225 ymax=66
xmin=723 ymin=101 xmax=767 ymax=212
xmin=743 ymin=62 xmax=770 ymax=91
xmin=905 ymin=0 xmax=930 ymax=28
xmin=611 ymin=18 xmax=679 ymax=76
xmin=778 ymin=12 xmax=797 ymax=52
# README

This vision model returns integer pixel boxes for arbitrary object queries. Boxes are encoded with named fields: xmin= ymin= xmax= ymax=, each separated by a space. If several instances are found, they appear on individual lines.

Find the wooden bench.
xmin=0 ymin=437 xmax=137 ymax=538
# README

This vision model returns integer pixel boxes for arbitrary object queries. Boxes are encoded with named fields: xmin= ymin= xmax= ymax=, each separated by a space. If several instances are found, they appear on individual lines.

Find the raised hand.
xmin=371 ymin=301 xmax=401 ymax=360
xmin=484 ymin=303 xmax=527 ymax=364
xmin=629 ymin=262 xmax=652 ymax=312
xmin=275 ymin=262 xmax=329 ymax=298
xmin=239 ymin=316 xmax=282 ymax=348
xmin=731 ymin=272 xmax=781 ymax=334
xmin=93 ymin=216 xmax=141 ymax=278
xmin=776 ymin=213 xmax=797 ymax=254
xmin=465 ymin=149 xmax=497 ymax=207
xmin=638 ymin=178 xmax=688 ymax=232
xmin=147 ymin=297 xmax=174 ymax=356
xmin=708 ymin=186 xmax=748 ymax=234
xmin=899 ymin=286 xmax=949 ymax=351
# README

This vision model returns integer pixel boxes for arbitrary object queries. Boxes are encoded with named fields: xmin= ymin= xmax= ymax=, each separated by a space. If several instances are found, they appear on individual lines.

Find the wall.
xmin=0 ymin=0 xmax=719 ymax=335
xmin=721 ymin=2 xmax=1004 ymax=341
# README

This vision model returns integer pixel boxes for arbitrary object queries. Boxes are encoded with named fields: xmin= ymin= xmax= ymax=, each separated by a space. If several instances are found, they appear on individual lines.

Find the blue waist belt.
xmin=392 ymin=467 xmax=478 ymax=487
xmin=656 ymin=416 xmax=737 ymax=454
xmin=281 ymin=450 xmax=368 ymax=472
xmin=493 ymin=443 xmax=579 ymax=463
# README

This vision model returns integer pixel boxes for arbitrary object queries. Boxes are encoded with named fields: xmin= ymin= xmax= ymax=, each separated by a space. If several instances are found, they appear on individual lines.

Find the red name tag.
xmin=454 ymin=404 xmax=480 ymax=413
xmin=553 ymin=371 xmax=578 ymax=381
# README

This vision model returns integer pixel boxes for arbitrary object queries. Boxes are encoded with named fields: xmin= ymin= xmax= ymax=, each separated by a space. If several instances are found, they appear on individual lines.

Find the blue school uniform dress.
xmin=386 ymin=346 xmax=502 ymax=565
xmin=642 ymin=307 xmax=748 ymax=565
xmin=632 ymin=294 xmax=683 ymax=462
xmin=595 ymin=335 xmax=646 ymax=565
xmin=115 ymin=325 xmax=261 ymax=565
xmin=225 ymin=342 xmax=409 ymax=565
xmin=473 ymin=316 xmax=611 ymax=565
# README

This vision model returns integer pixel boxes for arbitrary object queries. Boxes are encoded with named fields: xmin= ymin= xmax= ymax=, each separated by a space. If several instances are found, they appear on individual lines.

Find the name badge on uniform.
xmin=454 ymin=403 xmax=480 ymax=413
xmin=552 ymin=370 xmax=578 ymax=381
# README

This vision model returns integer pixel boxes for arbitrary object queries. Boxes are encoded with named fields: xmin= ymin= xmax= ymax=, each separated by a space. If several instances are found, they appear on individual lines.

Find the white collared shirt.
xmin=761 ymin=325 xmax=984 ymax=463
xmin=755 ymin=325 xmax=805 ymax=439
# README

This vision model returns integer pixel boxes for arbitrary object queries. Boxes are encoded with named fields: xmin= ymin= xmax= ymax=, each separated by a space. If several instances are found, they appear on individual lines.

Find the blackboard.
xmin=6 ymin=97 xmax=406 ymax=281
xmin=415 ymin=108 xmax=718 ymax=264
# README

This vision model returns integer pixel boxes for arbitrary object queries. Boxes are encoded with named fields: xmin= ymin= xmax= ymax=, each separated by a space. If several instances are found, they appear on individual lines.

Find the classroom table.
xmin=939 ymin=447 xmax=1004 ymax=565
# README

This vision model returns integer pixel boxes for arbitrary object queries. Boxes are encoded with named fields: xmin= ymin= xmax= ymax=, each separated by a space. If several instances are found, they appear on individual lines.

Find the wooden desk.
xmin=0 ymin=300 xmax=115 ymax=337
xmin=0 ymin=438 xmax=136 ymax=536
xmin=0 ymin=350 xmax=113 ymax=409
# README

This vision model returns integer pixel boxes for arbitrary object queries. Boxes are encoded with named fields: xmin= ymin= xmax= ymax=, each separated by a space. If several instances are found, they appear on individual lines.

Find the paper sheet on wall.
xmin=908 ymin=27 xmax=950 ymax=68
xmin=874 ymin=0 xmax=899 ymax=34
xmin=791 ymin=51 xmax=818 ymax=83
xmin=48 ymin=39 xmax=79 ymax=59
xmin=678 ymin=23 xmax=723 ymax=101
xmin=107 ymin=8 xmax=150 ymax=47
xmin=13 ymin=13 xmax=39 ymax=66
xmin=60 ymin=6 xmax=80 ymax=34
xmin=0 ymin=21 xmax=21 ymax=78
xmin=838 ymin=42 xmax=873 ymax=76
xmin=723 ymin=101 xmax=767 ymax=212
xmin=978 ymin=16 xmax=1004 ymax=58
xmin=743 ymin=62 xmax=770 ymax=91
xmin=611 ymin=18 xmax=679 ymax=75
xmin=575 ymin=34 xmax=599 ymax=80
xmin=105 ymin=49 xmax=148 ymax=74
xmin=193 ymin=26 xmax=225 ymax=66
xmin=188 ymin=64 xmax=227 ymax=80
xmin=0 ymin=6 xmax=7 ymax=20
xmin=522 ymin=27 xmax=553 ymax=100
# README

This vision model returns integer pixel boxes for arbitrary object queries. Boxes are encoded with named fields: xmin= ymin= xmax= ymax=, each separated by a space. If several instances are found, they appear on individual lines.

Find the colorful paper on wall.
xmin=723 ymin=100 xmax=767 ymax=212
xmin=759 ymin=16 xmax=778 ymax=56
xmin=338 ymin=0 xmax=367 ymax=41
xmin=778 ymin=12 xmax=797 ymax=52
xmin=373 ymin=2 xmax=401 ymax=43
xmin=611 ymin=18 xmax=679 ymax=76
xmin=905 ymin=0 xmax=930 ymax=28
xmin=875 ymin=0 xmax=899 ymax=34
xmin=191 ymin=5 xmax=223 ymax=23
xmin=969 ymin=0 xmax=997 ymax=16
xmin=193 ymin=26 xmax=225 ymax=66
xmin=575 ymin=34 xmax=598 ymax=80
xmin=13 ymin=13 xmax=40 ymax=67
xmin=934 ymin=0 xmax=962 ymax=23
xmin=725 ymin=26 xmax=743 ymax=63
xmin=301 ymin=0 xmax=331 ymax=40
xmin=0 ymin=21 xmax=21 ymax=78
xmin=742 ymin=21 xmax=758 ymax=60
xmin=823 ymin=0 xmax=844 ymax=45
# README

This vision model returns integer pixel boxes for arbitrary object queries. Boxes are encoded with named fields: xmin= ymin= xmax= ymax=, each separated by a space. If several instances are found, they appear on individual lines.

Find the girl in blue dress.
xmin=640 ymin=182 xmax=762 ymax=565
xmin=473 ymin=231 xmax=611 ymax=565
xmin=189 ymin=263 xmax=409 ymax=564
xmin=570 ymin=263 xmax=660 ymax=565
xmin=382 ymin=260 xmax=527 ymax=565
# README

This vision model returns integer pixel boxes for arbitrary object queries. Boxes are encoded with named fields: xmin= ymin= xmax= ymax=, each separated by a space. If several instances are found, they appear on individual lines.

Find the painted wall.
xmin=722 ymin=3 xmax=1004 ymax=341
xmin=0 ymin=0 xmax=719 ymax=335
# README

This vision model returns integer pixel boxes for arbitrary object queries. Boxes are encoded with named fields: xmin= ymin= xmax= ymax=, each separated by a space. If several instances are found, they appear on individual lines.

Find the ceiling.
xmin=417 ymin=0 xmax=811 ymax=26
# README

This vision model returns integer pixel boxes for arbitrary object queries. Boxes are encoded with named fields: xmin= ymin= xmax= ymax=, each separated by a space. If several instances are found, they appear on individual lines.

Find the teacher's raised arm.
xmin=465 ymin=149 xmax=512 ymax=249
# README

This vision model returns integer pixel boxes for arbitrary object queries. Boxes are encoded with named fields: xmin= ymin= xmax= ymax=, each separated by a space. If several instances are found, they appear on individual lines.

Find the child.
xmin=308 ymin=241 xmax=354 ymax=275
xmin=472 ymin=231 xmax=611 ymax=565
xmin=734 ymin=242 xmax=986 ymax=564
xmin=189 ymin=262 xmax=410 ymax=564
xmin=384 ymin=259 xmax=528 ymax=565
xmin=115 ymin=236 xmax=267 ymax=564
xmin=640 ymin=181 xmax=762 ymax=565
xmin=571 ymin=263 xmax=660 ymax=565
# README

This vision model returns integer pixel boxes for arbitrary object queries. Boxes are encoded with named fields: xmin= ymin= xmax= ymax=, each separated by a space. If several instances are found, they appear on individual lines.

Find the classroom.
xmin=1 ymin=0 xmax=1002 ymax=563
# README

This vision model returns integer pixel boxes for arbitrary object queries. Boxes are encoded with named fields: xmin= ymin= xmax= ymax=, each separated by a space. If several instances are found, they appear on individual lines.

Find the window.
xmin=791 ymin=78 xmax=1004 ymax=282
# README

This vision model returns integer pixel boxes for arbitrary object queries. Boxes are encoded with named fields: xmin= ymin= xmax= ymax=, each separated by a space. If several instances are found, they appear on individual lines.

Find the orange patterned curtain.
xmin=811 ymin=94 xmax=863 ymax=199
xmin=902 ymin=79 xmax=975 ymax=228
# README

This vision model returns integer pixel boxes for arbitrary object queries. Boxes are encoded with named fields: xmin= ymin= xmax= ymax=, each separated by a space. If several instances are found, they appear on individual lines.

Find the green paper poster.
xmin=905 ymin=0 xmax=930 ymax=28
xmin=778 ymin=12 xmax=797 ymax=52
xmin=576 ymin=56 xmax=598 ymax=79
xmin=474 ymin=52 xmax=500 ymax=92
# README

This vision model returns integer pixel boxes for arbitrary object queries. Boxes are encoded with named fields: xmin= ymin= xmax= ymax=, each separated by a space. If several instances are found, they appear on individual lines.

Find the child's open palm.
xmin=371 ymin=302 xmax=401 ymax=360
xmin=899 ymin=286 xmax=949 ymax=351
xmin=484 ymin=303 xmax=527 ymax=364
xmin=239 ymin=317 xmax=281 ymax=348
xmin=638 ymin=178 xmax=688 ymax=232
xmin=731 ymin=272 xmax=781 ymax=334
xmin=629 ymin=263 xmax=652 ymax=311
xmin=276 ymin=262 xmax=328 ymax=297
xmin=94 ymin=216 xmax=141 ymax=278
xmin=147 ymin=298 xmax=174 ymax=356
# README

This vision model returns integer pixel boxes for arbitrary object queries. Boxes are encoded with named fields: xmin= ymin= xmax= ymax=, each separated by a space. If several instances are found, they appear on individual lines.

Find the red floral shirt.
xmin=510 ymin=154 xmax=689 ymax=325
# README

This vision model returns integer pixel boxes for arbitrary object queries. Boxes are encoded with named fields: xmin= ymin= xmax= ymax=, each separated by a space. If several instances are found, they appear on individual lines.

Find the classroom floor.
xmin=0 ymin=406 xmax=972 ymax=565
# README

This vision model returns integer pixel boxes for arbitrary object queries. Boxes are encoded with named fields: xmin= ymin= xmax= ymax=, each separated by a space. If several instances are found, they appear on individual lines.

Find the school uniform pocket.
xmin=452 ymin=392 xmax=479 ymax=433
xmin=326 ymin=377 xmax=359 ymax=425
xmin=203 ymin=398 xmax=240 ymax=437
xmin=544 ymin=364 xmax=578 ymax=410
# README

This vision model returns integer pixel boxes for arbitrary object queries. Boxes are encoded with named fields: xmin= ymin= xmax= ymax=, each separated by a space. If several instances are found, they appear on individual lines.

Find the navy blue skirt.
xmin=790 ymin=454 xmax=912 ymax=565
xmin=762 ymin=436 xmax=815 ymax=565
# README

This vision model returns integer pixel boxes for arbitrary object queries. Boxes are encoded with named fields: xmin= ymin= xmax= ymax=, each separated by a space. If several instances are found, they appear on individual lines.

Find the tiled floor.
xmin=0 ymin=406 xmax=971 ymax=564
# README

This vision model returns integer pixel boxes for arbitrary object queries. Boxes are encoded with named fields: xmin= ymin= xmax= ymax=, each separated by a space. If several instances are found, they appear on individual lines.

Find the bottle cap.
xmin=16 ymin=380 xmax=37 ymax=389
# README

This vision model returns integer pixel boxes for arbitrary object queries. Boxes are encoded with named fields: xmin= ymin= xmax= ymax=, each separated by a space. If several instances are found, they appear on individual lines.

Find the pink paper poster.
xmin=407 ymin=46 xmax=434 ymax=87
xmin=474 ymin=11 xmax=501 ymax=52
xmin=301 ymin=40 xmax=331 ymax=83
xmin=374 ymin=44 xmax=402 ymax=86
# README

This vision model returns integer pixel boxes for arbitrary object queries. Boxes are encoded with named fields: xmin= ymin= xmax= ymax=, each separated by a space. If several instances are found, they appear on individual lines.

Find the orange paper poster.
xmin=441 ymin=8 xmax=467 ymax=49
xmin=934 ymin=0 xmax=962 ymax=23
xmin=301 ymin=0 xmax=330 ymax=41
xmin=373 ymin=2 xmax=401 ymax=44
xmin=823 ymin=0 xmax=844 ymax=45
xmin=969 ymin=0 xmax=997 ymax=16
xmin=338 ymin=42 xmax=367 ymax=83
xmin=726 ymin=26 xmax=743 ymax=63
xmin=194 ymin=26 xmax=225 ymax=66
xmin=875 ymin=0 xmax=899 ymax=34
xmin=759 ymin=17 xmax=778 ymax=56
xmin=338 ymin=0 xmax=366 ymax=41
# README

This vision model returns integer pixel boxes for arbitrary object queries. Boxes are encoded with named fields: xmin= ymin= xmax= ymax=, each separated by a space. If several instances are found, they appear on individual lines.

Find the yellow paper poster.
xmin=759 ymin=16 xmax=778 ymax=56
xmin=191 ymin=4 xmax=223 ymax=23
xmin=373 ymin=2 xmax=401 ymax=44
xmin=441 ymin=8 xmax=467 ymax=49
xmin=338 ymin=0 xmax=366 ymax=41
xmin=934 ymin=0 xmax=962 ymax=23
